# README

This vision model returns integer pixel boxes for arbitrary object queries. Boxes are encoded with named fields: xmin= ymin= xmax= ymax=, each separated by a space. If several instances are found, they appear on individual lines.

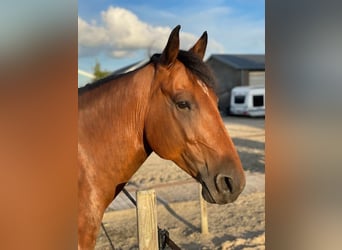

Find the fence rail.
xmin=108 ymin=180 xmax=199 ymax=211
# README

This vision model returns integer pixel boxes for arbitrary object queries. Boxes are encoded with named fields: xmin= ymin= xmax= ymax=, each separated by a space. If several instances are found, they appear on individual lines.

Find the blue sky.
xmin=78 ymin=0 xmax=264 ymax=86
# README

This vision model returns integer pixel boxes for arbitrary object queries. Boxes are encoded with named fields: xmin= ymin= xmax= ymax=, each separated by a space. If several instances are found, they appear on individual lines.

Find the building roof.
xmin=111 ymin=59 xmax=149 ymax=76
xmin=207 ymin=54 xmax=265 ymax=70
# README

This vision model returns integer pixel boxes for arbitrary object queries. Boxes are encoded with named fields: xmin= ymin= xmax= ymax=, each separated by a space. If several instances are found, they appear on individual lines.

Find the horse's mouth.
xmin=199 ymin=179 xmax=216 ymax=203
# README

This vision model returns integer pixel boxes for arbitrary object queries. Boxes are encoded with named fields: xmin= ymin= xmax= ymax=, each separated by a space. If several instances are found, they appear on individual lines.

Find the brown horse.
xmin=78 ymin=25 xmax=245 ymax=249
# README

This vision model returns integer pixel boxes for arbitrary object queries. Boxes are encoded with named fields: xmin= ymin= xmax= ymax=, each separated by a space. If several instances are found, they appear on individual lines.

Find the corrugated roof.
xmin=208 ymin=54 xmax=265 ymax=70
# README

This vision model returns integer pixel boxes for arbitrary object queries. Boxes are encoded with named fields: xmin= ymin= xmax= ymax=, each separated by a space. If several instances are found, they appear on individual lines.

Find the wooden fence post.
xmin=136 ymin=189 xmax=158 ymax=250
xmin=199 ymin=184 xmax=209 ymax=234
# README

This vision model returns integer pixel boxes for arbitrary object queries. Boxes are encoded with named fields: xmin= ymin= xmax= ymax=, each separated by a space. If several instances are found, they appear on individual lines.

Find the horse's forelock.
xmin=151 ymin=51 xmax=216 ymax=89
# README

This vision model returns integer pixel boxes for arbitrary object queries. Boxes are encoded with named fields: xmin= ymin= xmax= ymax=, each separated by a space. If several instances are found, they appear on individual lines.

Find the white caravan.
xmin=230 ymin=86 xmax=265 ymax=117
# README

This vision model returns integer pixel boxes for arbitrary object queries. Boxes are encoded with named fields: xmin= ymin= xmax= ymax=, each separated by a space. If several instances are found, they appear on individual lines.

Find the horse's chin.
xmin=201 ymin=187 xmax=216 ymax=203
xmin=197 ymin=176 xmax=217 ymax=203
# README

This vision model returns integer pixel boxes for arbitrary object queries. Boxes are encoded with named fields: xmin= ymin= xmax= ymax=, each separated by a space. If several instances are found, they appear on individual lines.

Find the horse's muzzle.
xmin=200 ymin=173 xmax=245 ymax=204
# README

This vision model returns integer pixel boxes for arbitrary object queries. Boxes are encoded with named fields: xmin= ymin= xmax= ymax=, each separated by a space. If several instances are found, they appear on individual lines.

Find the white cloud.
xmin=78 ymin=17 xmax=108 ymax=47
xmin=78 ymin=6 xmax=224 ymax=58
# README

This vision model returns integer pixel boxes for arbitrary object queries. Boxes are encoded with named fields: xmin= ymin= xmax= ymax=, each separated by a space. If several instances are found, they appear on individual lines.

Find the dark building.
xmin=206 ymin=54 xmax=265 ymax=113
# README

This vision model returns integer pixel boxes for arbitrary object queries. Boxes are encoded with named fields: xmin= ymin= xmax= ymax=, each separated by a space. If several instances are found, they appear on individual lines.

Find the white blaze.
xmin=197 ymin=80 xmax=209 ymax=96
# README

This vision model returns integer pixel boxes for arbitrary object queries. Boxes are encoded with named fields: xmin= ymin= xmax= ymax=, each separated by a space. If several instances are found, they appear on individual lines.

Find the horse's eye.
xmin=176 ymin=101 xmax=191 ymax=110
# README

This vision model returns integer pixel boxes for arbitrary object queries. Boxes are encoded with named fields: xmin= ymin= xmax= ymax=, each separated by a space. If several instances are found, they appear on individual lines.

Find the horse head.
xmin=144 ymin=25 xmax=245 ymax=204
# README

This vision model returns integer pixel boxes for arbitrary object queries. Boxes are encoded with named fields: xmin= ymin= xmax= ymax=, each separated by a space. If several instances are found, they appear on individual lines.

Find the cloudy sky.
xmin=78 ymin=0 xmax=264 ymax=86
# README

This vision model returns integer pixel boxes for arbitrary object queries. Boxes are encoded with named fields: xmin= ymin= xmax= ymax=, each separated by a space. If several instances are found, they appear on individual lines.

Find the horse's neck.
xmin=78 ymin=64 xmax=154 ymax=192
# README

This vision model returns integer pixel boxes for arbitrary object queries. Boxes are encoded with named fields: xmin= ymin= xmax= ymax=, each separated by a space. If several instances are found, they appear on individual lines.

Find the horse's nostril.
xmin=216 ymin=175 xmax=234 ymax=194
xmin=224 ymin=176 xmax=233 ymax=193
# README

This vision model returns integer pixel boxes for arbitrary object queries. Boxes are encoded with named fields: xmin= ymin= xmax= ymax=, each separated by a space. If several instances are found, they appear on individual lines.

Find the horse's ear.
xmin=189 ymin=31 xmax=208 ymax=60
xmin=160 ymin=25 xmax=180 ymax=67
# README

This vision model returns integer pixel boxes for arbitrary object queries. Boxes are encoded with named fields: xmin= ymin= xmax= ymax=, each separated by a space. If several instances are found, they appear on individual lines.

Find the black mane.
xmin=79 ymin=50 xmax=216 ymax=95
xmin=151 ymin=50 xmax=216 ymax=89
xmin=78 ymin=63 xmax=149 ymax=95
xmin=177 ymin=50 xmax=217 ymax=89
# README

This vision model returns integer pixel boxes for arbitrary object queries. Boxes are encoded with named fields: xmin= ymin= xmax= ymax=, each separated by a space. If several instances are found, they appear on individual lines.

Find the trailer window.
xmin=234 ymin=95 xmax=245 ymax=104
xmin=253 ymin=95 xmax=264 ymax=107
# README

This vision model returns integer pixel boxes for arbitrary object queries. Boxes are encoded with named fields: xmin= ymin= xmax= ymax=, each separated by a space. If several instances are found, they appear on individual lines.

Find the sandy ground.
xmin=96 ymin=116 xmax=265 ymax=249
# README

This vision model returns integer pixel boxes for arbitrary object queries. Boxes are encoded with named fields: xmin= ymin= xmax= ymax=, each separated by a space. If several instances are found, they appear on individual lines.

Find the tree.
xmin=92 ymin=60 xmax=110 ymax=81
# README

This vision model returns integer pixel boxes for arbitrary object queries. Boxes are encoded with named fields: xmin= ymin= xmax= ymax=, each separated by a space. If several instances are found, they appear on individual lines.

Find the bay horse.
xmin=78 ymin=25 xmax=245 ymax=249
